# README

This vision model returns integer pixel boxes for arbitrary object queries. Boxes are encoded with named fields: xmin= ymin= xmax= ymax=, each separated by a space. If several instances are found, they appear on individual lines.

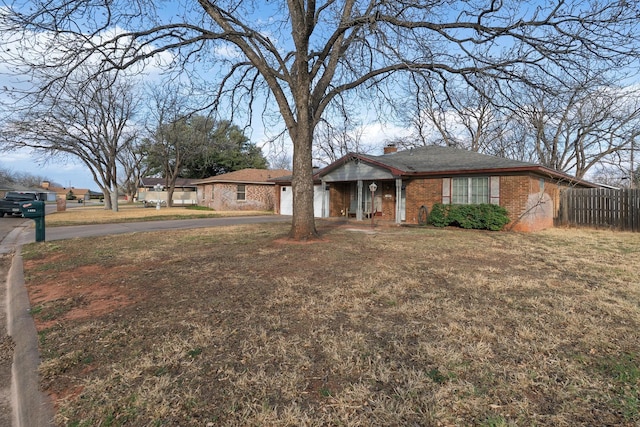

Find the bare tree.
xmin=0 ymin=166 xmax=59 ymax=189
xmin=591 ymin=136 xmax=640 ymax=188
xmin=118 ymin=139 xmax=148 ymax=203
xmin=402 ymin=70 xmax=640 ymax=178
xmin=3 ymin=1 xmax=640 ymax=238
xmin=510 ymin=77 xmax=640 ymax=178
xmin=0 ymin=68 xmax=139 ymax=210
xmin=313 ymin=116 xmax=366 ymax=165
xmin=402 ymin=76 xmax=505 ymax=152
xmin=142 ymin=85 xmax=202 ymax=207
xmin=267 ymin=148 xmax=293 ymax=171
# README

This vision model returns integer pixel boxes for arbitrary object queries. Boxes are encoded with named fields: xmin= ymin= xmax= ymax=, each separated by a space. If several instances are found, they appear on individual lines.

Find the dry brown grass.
xmin=45 ymin=203 xmax=271 ymax=226
xmin=21 ymin=223 xmax=640 ymax=426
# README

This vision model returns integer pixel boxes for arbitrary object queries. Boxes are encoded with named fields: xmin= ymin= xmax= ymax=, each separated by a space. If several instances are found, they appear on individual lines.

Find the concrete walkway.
xmin=2 ymin=215 xmax=291 ymax=426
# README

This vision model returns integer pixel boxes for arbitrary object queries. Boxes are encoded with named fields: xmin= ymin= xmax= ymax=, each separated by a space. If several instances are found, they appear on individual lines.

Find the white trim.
xmin=442 ymin=178 xmax=451 ymax=204
xmin=490 ymin=176 xmax=500 ymax=204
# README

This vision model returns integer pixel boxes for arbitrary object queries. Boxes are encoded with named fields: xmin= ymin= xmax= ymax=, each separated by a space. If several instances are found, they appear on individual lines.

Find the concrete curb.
xmin=5 ymin=228 xmax=54 ymax=426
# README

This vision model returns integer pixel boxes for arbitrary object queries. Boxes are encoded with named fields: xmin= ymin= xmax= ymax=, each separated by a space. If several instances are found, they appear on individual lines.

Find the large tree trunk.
xmin=167 ymin=186 xmax=175 ymax=208
xmin=102 ymin=187 xmax=112 ymax=210
xmin=110 ymin=189 xmax=119 ymax=212
xmin=289 ymin=119 xmax=318 ymax=240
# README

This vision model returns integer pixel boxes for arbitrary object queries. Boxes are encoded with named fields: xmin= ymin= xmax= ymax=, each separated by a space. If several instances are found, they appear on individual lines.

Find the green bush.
xmin=428 ymin=203 xmax=509 ymax=231
xmin=428 ymin=203 xmax=450 ymax=227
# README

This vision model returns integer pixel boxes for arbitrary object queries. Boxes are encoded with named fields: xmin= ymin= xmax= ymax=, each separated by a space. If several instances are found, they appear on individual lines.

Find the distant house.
xmin=138 ymin=177 xmax=198 ymax=193
xmin=39 ymin=181 xmax=84 ymax=202
xmin=137 ymin=177 xmax=198 ymax=205
xmin=194 ymin=169 xmax=291 ymax=211
xmin=274 ymin=145 xmax=598 ymax=232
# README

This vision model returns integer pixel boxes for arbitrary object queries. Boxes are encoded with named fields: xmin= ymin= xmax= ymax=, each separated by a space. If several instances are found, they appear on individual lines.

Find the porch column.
xmin=395 ymin=178 xmax=403 ymax=224
xmin=321 ymin=178 xmax=327 ymax=218
xmin=356 ymin=180 xmax=363 ymax=221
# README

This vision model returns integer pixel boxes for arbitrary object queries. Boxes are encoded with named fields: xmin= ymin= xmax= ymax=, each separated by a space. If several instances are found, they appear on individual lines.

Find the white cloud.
xmin=358 ymin=122 xmax=412 ymax=152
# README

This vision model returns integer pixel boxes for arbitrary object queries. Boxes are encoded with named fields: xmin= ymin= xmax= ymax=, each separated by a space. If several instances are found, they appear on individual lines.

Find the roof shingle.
xmin=194 ymin=169 xmax=292 ymax=184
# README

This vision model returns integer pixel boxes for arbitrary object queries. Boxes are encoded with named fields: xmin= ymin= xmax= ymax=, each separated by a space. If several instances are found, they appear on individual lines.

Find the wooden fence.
xmin=558 ymin=188 xmax=640 ymax=232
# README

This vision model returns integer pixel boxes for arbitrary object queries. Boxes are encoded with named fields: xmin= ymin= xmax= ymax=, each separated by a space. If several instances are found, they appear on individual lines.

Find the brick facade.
xmin=200 ymin=183 xmax=276 ymax=211
xmin=404 ymin=178 xmax=442 ymax=224
xmin=402 ymin=174 xmax=568 ymax=232
xmin=309 ymin=146 xmax=594 ymax=231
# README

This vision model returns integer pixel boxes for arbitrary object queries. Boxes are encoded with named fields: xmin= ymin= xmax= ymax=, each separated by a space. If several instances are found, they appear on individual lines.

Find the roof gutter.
xmin=399 ymin=165 xmax=597 ymax=187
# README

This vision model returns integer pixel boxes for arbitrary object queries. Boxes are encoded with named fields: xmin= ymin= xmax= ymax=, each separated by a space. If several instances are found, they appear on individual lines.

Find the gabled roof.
xmin=318 ymin=145 xmax=597 ymax=186
xmin=47 ymin=186 xmax=91 ymax=196
xmin=194 ymin=169 xmax=292 ymax=185
xmin=364 ymin=145 xmax=537 ymax=173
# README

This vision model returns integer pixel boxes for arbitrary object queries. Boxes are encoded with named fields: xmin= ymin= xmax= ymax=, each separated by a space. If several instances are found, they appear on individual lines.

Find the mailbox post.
xmin=20 ymin=201 xmax=46 ymax=242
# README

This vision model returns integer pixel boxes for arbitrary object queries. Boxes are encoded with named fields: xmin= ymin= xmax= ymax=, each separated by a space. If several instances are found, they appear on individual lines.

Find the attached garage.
xmin=278 ymin=185 xmax=326 ymax=218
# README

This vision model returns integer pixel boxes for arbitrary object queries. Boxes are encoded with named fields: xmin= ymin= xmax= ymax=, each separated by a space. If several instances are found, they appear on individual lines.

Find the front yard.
xmin=22 ymin=223 xmax=640 ymax=426
xmin=44 ymin=203 xmax=271 ymax=226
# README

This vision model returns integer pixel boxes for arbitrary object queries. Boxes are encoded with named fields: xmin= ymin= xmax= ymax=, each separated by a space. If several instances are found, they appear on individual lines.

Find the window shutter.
xmin=490 ymin=176 xmax=500 ymax=205
xmin=442 ymin=178 xmax=451 ymax=204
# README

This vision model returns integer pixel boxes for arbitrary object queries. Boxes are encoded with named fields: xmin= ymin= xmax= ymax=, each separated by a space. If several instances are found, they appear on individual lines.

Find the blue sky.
xmin=1 ymin=150 xmax=97 ymax=189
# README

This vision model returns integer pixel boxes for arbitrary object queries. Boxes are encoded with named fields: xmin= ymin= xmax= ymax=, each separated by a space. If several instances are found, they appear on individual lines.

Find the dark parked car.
xmin=0 ymin=191 xmax=42 ymax=217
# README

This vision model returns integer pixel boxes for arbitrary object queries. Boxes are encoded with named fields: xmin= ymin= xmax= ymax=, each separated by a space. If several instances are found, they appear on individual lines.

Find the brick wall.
xmin=504 ymin=176 xmax=564 ymax=232
xmin=403 ymin=175 xmax=565 ymax=232
xmin=379 ymin=181 xmax=396 ymax=219
xmin=404 ymin=178 xmax=442 ymax=224
xmin=199 ymin=183 xmax=276 ymax=211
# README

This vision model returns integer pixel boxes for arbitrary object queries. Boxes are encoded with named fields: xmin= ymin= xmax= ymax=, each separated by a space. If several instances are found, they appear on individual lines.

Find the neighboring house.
xmin=1 ymin=181 xmax=58 ymax=201
xmin=137 ymin=177 xmax=198 ymax=205
xmin=41 ymin=181 xmax=91 ymax=201
xmin=274 ymin=145 xmax=598 ymax=232
xmin=195 ymin=169 xmax=291 ymax=211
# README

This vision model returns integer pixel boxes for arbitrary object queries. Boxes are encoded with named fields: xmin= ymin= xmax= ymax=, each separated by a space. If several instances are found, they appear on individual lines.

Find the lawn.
xmin=21 ymin=223 xmax=640 ymax=426
xmin=45 ymin=203 xmax=272 ymax=226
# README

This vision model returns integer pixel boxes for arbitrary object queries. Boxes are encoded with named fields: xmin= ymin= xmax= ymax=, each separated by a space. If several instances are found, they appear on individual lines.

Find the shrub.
xmin=427 ymin=203 xmax=450 ymax=227
xmin=428 ymin=203 xmax=509 ymax=231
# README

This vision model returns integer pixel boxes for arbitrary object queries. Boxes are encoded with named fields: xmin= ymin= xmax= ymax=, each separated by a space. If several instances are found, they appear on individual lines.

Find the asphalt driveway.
xmin=17 ymin=214 xmax=291 ymax=244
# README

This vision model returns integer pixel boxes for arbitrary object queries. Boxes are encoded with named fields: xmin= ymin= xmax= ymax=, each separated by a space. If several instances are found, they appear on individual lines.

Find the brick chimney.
xmin=383 ymin=143 xmax=398 ymax=154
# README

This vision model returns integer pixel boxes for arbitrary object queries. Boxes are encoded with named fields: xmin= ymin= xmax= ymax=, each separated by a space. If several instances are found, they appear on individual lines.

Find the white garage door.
xmin=280 ymin=186 xmax=293 ymax=215
xmin=280 ymin=185 xmax=324 ymax=217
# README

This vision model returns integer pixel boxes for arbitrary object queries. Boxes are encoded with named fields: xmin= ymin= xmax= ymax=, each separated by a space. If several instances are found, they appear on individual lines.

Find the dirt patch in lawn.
xmin=21 ymin=223 xmax=640 ymax=426
xmin=25 ymin=263 xmax=143 ymax=330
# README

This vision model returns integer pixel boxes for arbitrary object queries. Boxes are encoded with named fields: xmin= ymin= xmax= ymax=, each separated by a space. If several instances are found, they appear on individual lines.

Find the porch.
xmin=323 ymin=179 xmax=406 ymax=224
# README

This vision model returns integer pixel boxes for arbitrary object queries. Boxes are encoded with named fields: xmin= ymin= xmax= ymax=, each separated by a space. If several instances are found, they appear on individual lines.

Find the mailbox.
xmin=20 ymin=201 xmax=46 ymax=242
xmin=20 ymin=201 xmax=45 ymax=218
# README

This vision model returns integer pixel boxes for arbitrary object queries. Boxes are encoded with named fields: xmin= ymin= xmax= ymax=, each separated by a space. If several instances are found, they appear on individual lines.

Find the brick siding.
xmin=199 ymin=183 xmax=276 ymax=211
xmin=405 ymin=178 xmax=442 ymax=224
xmin=404 ymin=175 xmax=568 ymax=232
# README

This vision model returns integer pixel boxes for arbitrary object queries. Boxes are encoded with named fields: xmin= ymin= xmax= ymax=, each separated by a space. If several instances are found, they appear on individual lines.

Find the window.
xmin=237 ymin=184 xmax=246 ymax=201
xmin=452 ymin=177 xmax=489 ymax=204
